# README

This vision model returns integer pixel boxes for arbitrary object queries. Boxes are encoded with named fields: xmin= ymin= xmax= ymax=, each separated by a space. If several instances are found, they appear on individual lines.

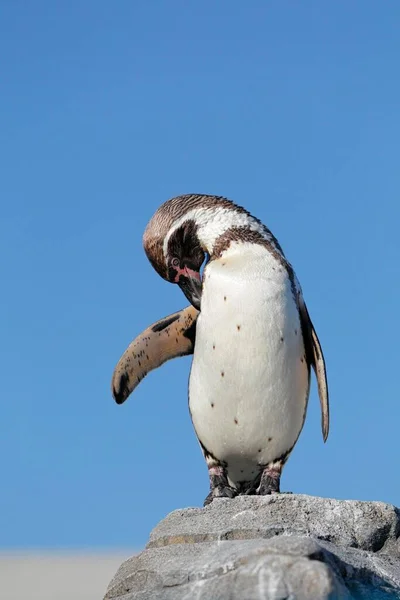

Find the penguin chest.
xmin=189 ymin=248 xmax=310 ymax=485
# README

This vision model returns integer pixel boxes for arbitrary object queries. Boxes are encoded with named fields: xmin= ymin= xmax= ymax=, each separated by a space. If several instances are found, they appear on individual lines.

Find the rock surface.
xmin=104 ymin=494 xmax=400 ymax=599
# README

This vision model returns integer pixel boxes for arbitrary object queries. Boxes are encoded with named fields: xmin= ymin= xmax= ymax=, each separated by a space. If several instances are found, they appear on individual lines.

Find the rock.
xmin=104 ymin=494 xmax=400 ymax=599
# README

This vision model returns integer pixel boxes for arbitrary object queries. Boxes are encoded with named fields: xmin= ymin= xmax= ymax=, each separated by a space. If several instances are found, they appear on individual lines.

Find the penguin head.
xmin=143 ymin=198 xmax=206 ymax=309
xmin=143 ymin=194 xmax=264 ymax=309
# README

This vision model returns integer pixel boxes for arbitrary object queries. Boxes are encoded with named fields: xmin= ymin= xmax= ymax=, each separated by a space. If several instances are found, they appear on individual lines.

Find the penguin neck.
xmin=191 ymin=207 xmax=285 ymax=262
xmin=194 ymin=207 xmax=260 ymax=252
xmin=197 ymin=217 xmax=286 ymax=265
xmin=162 ymin=204 xmax=265 ymax=261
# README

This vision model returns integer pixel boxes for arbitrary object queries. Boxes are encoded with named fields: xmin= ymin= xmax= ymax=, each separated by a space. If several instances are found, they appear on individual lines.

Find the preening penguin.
xmin=112 ymin=194 xmax=329 ymax=506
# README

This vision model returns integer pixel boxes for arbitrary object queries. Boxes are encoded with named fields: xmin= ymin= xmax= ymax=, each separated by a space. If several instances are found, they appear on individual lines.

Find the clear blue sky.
xmin=1 ymin=1 xmax=399 ymax=550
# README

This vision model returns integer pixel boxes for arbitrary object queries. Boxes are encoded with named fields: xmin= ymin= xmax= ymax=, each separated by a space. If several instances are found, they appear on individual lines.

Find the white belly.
xmin=189 ymin=246 xmax=310 ymax=487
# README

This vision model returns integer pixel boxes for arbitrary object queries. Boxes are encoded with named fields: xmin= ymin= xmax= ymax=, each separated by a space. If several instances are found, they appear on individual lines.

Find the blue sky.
xmin=1 ymin=1 xmax=399 ymax=550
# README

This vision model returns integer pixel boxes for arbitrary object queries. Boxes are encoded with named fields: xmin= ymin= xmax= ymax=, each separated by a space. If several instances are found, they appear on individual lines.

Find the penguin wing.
xmin=111 ymin=305 xmax=199 ymax=404
xmin=298 ymin=296 xmax=330 ymax=442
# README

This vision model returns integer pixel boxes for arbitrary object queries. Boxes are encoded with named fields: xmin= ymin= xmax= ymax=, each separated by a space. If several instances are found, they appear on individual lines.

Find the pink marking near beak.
xmin=173 ymin=266 xmax=201 ymax=283
xmin=185 ymin=266 xmax=201 ymax=281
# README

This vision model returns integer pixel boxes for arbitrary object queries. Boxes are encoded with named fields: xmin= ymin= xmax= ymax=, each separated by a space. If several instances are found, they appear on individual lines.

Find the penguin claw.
xmin=256 ymin=490 xmax=292 ymax=496
xmin=257 ymin=489 xmax=275 ymax=496
xmin=203 ymin=486 xmax=237 ymax=506
xmin=257 ymin=483 xmax=280 ymax=496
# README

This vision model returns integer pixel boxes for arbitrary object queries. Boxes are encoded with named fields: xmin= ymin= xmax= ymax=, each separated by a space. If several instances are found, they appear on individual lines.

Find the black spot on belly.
xmin=221 ymin=371 xmax=225 ymax=377
xmin=258 ymin=448 xmax=262 ymax=453
xmin=211 ymin=403 xmax=215 ymax=408
xmin=237 ymin=325 xmax=241 ymax=331
xmin=151 ymin=314 xmax=179 ymax=332
xmin=280 ymin=337 xmax=284 ymax=342
xmin=224 ymin=296 xmax=227 ymax=301
xmin=234 ymin=418 xmax=238 ymax=425
xmin=268 ymin=437 xmax=273 ymax=442
xmin=213 ymin=344 xmax=215 ymax=350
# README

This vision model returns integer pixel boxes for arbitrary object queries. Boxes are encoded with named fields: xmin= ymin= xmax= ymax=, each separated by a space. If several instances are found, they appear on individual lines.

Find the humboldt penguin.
xmin=112 ymin=194 xmax=329 ymax=505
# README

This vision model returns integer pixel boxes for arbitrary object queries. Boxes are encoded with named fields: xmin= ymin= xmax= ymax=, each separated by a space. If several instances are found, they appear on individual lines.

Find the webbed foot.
xmin=203 ymin=485 xmax=237 ymax=506
xmin=203 ymin=462 xmax=237 ymax=506
xmin=257 ymin=462 xmax=282 ymax=495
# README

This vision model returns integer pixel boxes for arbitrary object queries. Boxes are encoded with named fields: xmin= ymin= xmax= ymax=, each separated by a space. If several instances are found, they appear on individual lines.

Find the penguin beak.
xmin=178 ymin=269 xmax=202 ymax=310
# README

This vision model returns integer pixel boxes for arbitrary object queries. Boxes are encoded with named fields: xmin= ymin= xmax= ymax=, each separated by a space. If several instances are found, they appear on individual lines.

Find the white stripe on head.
xmin=163 ymin=206 xmax=274 ymax=257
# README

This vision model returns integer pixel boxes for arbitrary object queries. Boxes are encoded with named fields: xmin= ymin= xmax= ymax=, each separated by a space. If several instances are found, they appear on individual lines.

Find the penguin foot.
xmin=203 ymin=462 xmax=237 ymax=505
xmin=257 ymin=463 xmax=282 ymax=495
xmin=203 ymin=485 xmax=237 ymax=506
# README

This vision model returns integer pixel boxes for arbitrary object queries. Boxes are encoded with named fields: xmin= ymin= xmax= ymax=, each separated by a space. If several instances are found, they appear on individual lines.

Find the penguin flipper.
xmin=299 ymin=298 xmax=330 ymax=442
xmin=111 ymin=305 xmax=199 ymax=404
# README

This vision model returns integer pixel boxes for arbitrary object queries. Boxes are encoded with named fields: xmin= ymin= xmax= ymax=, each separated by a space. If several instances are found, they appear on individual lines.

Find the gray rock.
xmin=104 ymin=495 xmax=400 ymax=599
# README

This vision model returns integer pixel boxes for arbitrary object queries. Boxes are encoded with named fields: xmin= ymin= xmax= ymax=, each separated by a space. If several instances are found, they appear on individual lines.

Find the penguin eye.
xmin=171 ymin=257 xmax=180 ymax=268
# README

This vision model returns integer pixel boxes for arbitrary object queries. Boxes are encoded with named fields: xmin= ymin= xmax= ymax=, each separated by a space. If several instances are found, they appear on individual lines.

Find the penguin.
xmin=112 ymin=194 xmax=329 ymax=506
